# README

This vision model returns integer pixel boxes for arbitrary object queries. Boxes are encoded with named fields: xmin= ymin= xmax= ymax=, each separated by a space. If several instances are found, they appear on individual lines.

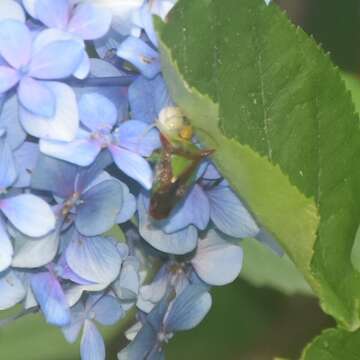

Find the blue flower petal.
xmin=31 ymin=153 xmax=77 ymax=198
xmin=13 ymin=142 xmax=39 ymax=188
xmin=56 ymin=255 xmax=95 ymax=285
xmin=119 ymin=293 xmax=173 ymax=359
xmin=73 ymin=51 xmax=90 ymax=80
xmin=79 ymin=93 xmax=118 ymax=132
xmin=29 ymin=40 xmax=84 ymax=79
xmin=40 ymin=129 xmax=101 ymax=167
xmin=0 ymin=134 xmax=17 ymax=189
xmin=87 ymin=294 xmax=123 ymax=326
xmin=22 ymin=0 xmax=37 ymax=18
xmin=18 ymin=77 xmax=56 ymax=118
xmin=0 ymin=94 xmax=26 ymax=150
xmin=73 ymin=59 xmax=128 ymax=111
xmin=256 ymin=228 xmax=285 ymax=256
xmin=101 ymin=0 xmax=142 ymax=36
xmin=110 ymin=145 xmax=153 ymax=190
xmin=116 ymin=120 xmax=160 ymax=157
xmin=138 ymin=262 xmax=189 ymax=313
xmin=68 ymin=3 xmax=112 ymax=40
xmin=129 ymin=74 xmax=173 ymax=124
xmin=117 ymin=36 xmax=161 ymax=79
xmin=11 ymin=224 xmax=60 ymax=268
xmin=65 ymin=282 xmax=107 ymax=308
xmin=201 ymin=162 xmax=222 ymax=181
xmin=191 ymin=230 xmax=243 ymax=286
xmin=0 ymin=218 xmax=13 ymax=271
xmin=151 ymin=0 xmax=177 ymax=20
xmin=133 ymin=3 xmax=158 ymax=47
xmin=66 ymin=232 xmax=122 ymax=284
xmin=76 ymin=179 xmax=123 ymax=236
xmin=62 ymin=302 xmax=85 ymax=343
xmin=138 ymin=193 xmax=198 ymax=255
xmin=80 ymin=320 xmax=105 ymax=360
xmin=195 ymin=160 xmax=209 ymax=181
xmin=0 ymin=20 xmax=31 ymax=68
xmin=116 ymin=184 xmax=136 ymax=224
xmin=137 ymin=264 xmax=169 ymax=313
xmin=164 ymin=185 xmax=210 ymax=233
xmin=0 ymin=194 xmax=55 ymax=237
xmin=0 ymin=0 xmax=26 ymax=22
xmin=165 ymin=285 xmax=212 ymax=332
xmin=35 ymin=0 xmax=70 ymax=30
xmin=116 ymin=242 xmax=129 ymax=259
xmin=75 ymin=150 xmax=113 ymax=193
xmin=32 ymin=28 xmax=79 ymax=54
xmin=0 ymin=66 xmax=19 ymax=93
xmin=113 ymin=257 xmax=140 ymax=301
xmin=31 ymin=271 xmax=70 ymax=326
xmin=20 ymin=82 xmax=79 ymax=141
xmin=117 ymin=322 xmax=158 ymax=360
xmin=208 ymin=185 xmax=260 ymax=238
xmin=0 ymin=269 xmax=26 ymax=310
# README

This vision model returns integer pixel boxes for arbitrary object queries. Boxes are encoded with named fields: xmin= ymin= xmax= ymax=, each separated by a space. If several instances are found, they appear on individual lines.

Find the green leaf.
xmin=156 ymin=0 xmax=360 ymax=328
xmin=351 ymin=225 xmax=360 ymax=272
xmin=343 ymin=72 xmax=360 ymax=300
xmin=343 ymin=73 xmax=360 ymax=115
xmin=241 ymin=239 xmax=313 ymax=296
xmin=301 ymin=328 xmax=360 ymax=360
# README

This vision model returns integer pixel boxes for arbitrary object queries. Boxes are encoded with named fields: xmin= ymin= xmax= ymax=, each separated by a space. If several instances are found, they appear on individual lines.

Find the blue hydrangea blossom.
xmin=23 ymin=0 xmax=112 ymax=79
xmin=0 ymin=20 xmax=83 ymax=117
xmin=40 ymin=93 xmax=160 ymax=189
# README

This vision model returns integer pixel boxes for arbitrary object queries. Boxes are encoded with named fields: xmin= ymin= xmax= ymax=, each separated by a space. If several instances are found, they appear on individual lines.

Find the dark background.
xmin=279 ymin=0 xmax=360 ymax=73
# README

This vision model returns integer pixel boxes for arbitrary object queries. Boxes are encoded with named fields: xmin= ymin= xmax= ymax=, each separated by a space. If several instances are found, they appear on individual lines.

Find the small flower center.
xmin=62 ymin=192 xmax=81 ymax=216
xmin=90 ymin=127 xmax=116 ymax=149
xmin=169 ymin=262 xmax=185 ymax=275
xmin=18 ymin=64 xmax=30 ymax=77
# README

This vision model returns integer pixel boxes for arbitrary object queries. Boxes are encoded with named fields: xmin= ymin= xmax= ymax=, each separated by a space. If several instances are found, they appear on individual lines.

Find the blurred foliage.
xmin=0 ymin=307 xmax=133 ymax=360
xmin=0 ymin=281 xmax=333 ymax=360
xmin=343 ymin=72 xmax=360 ymax=114
xmin=278 ymin=0 xmax=360 ymax=73
xmin=240 ymin=239 xmax=312 ymax=297
xmin=305 ymin=0 xmax=360 ymax=73
xmin=301 ymin=328 xmax=360 ymax=360
xmin=166 ymin=281 xmax=332 ymax=360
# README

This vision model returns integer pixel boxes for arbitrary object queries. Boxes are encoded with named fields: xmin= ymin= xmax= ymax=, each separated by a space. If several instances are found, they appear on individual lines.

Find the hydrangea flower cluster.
xmin=0 ymin=0 xmax=272 ymax=359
